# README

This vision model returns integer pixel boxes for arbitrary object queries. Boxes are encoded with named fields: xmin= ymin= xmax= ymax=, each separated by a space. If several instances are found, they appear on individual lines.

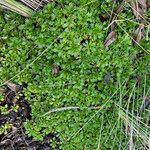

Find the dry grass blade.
xmin=148 ymin=138 xmax=150 ymax=150
xmin=104 ymin=31 xmax=117 ymax=47
xmin=20 ymin=0 xmax=39 ymax=10
xmin=0 ymin=0 xmax=33 ymax=17
xmin=0 ymin=0 xmax=53 ymax=17
xmin=20 ymin=0 xmax=52 ymax=10
xmin=119 ymin=109 xmax=150 ymax=149
xmin=128 ymin=125 xmax=135 ymax=150
xmin=133 ymin=23 xmax=145 ymax=45
xmin=130 ymin=0 xmax=140 ymax=19
xmin=110 ymin=0 xmax=126 ymax=30
xmin=42 ymin=106 xmax=101 ymax=117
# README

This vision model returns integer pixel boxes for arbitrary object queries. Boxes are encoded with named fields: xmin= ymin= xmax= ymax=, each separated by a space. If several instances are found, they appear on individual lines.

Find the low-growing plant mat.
xmin=0 ymin=0 xmax=149 ymax=149
xmin=0 ymin=83 xmax=60 ymax=150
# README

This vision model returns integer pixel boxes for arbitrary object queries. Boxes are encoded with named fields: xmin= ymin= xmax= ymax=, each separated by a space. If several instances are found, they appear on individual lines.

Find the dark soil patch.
xmin=0 ymin=83 xmax=60 ymax=150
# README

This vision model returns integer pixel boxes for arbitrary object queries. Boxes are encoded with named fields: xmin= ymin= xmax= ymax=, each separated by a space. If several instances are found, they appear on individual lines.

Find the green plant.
xmin=0 ymin=105 xmax=10 ymax=115
xmin=0 ymin=0 xmax=149 ymax=149
xmin=0 ymin=123 xmax=12 ymax=135
xmin=12 ymin=104 xmax=19 ymax=112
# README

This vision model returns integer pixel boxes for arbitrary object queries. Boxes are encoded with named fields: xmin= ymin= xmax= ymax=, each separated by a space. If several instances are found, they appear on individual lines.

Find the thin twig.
xmin=42 ymin=106 xmax=101 ymax=117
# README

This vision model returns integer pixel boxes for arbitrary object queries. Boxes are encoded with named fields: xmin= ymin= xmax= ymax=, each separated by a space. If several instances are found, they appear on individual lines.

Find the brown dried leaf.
xmin=104 ymin=31 xmax=117 ymax=47
xmin=109 ymin=0 xmax=126 ymax=31
xmin=7 ymin=82 xmax=21 ymax=92
xmin=11 ymin=126 xmax=18 ymax=135
xmin=114 ymin=0 xmax=126 ymax=15
xmin=52 ymin=64 xmax=60 ymax=74
xmin=133 ymin=24 xmax=145 ymax=45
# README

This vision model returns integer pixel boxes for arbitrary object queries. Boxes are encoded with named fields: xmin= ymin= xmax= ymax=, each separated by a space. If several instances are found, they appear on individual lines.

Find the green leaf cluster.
xmin=0 ymin=0 xmax=149 ymax=149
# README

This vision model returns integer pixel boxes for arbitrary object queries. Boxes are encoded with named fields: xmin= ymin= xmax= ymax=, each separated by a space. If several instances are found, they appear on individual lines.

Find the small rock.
xmin=104 ymin=73 xmax=111 ymax=83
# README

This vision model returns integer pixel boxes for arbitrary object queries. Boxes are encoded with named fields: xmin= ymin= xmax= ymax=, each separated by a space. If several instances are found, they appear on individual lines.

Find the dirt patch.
xmin=0 ymin=83 xmax=60 ymax=150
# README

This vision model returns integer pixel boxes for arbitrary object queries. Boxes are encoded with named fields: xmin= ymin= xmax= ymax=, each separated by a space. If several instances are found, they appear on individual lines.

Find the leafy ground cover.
xmin=0 ymin=0 xmax=150 ymax=149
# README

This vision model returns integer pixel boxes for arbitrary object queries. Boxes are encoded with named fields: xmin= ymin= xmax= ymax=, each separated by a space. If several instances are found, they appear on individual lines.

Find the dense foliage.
xmin=0 ymin=0 xmax=149 ymax=149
